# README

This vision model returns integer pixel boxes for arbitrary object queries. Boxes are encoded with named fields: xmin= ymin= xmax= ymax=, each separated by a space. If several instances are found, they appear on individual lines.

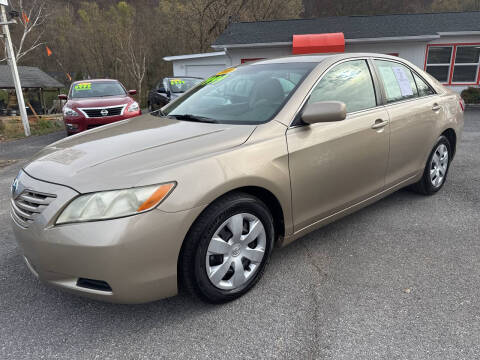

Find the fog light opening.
xmin=76 ymin=278 xmax=112 ymax=292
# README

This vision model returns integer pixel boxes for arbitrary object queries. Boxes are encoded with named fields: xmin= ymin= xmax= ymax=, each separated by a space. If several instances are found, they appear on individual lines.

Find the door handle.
xmin=371 ymin=119 xmax=389 ymax=130
xmin=432 ymin=103 xmax=442 ymax=111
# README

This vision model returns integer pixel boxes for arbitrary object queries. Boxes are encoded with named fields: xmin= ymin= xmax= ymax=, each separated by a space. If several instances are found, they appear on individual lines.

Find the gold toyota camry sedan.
xmin=11 ymin=53 xmax=464 ymax=303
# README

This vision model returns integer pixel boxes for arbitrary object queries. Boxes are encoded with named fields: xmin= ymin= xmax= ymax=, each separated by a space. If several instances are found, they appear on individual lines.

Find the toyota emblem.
xmin=11 ymin=177 xmax=19 ymax=196
xmin=11 ymin=171 xmax=22 ymax=198
xmin=100 ymin=109 xmax=109 ymax=116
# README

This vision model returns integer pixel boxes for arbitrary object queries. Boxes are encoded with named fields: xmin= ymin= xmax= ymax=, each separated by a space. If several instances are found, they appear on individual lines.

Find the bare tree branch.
xmin=0 ymin=0 xmax=50 ymax=63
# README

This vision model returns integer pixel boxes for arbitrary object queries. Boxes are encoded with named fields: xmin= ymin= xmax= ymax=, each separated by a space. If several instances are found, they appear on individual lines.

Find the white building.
xmin=164 ymin=11 xmax=480 ymax=93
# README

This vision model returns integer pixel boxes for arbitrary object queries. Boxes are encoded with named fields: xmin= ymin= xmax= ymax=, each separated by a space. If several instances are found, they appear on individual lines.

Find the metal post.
xmin=1 ymin=3 xmax=30 ymax=136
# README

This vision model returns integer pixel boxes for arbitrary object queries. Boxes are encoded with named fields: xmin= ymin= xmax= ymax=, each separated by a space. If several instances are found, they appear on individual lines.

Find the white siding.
xmin=346 ymin=41 xmax=427 ymax=67
xmin=227 ymin=47 xmax=291 ymax=66
xmin=171 ymin=55 xmax=227 ymax=79
xmin=185 ymin=64 xmax=226 ymax=78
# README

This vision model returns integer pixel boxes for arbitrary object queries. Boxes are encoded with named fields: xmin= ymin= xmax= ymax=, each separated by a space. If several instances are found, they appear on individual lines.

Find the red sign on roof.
xmin=292 ymin=33 xmax=345 ymax=55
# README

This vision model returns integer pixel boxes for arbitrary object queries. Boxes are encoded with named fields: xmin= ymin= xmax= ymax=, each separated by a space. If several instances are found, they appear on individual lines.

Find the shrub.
xmin=461 ymin=87 xmax=480 ymax=104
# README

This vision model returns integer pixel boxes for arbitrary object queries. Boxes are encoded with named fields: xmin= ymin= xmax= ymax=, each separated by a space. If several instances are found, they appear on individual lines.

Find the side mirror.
xmin=58 ymin=94 xmax=68 ymax=101
xmin=128 ymin=89 xmax=137 ymax=95
xmin=301 ymin=101 xmax=347 ymax=125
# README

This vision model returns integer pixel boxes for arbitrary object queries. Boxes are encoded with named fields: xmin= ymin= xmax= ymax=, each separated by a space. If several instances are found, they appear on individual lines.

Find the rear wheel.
xmin=411 ymin=135 xmax=451 ymax=195
xmin=180 ymin=193 xmax=274 ymax=303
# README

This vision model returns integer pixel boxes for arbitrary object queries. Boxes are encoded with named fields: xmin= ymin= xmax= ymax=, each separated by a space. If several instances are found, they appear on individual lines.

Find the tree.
xmin=0 ymin=0 xmax=50 ymax=63
xmin=157 ymin=0 xmax=303 ymax=54
xmin=108 ymin=1 xmax=148 ymax=102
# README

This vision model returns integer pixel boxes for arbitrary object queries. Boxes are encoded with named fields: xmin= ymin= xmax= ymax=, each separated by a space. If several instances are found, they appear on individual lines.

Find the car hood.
xmin=24 ymin=113 xmax=256 ymax=193
xmin=67 ymin=95 xmax=132 ymax=108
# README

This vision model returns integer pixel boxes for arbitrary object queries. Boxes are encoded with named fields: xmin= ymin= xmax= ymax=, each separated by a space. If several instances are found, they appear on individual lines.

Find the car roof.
xmin=72 ymin=79 xmax=121 ymax=84
xmin=248 ymin=52 xmax=403 ymax=65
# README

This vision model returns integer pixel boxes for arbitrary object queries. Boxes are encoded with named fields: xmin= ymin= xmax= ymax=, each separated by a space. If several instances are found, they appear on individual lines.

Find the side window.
xmin=374 ymin=60 xmax=418 ymax=103
xmin=308 ymin=60 xmax=377 ymax=113
xmin=413 ymin=73 xmax=435 ymax=97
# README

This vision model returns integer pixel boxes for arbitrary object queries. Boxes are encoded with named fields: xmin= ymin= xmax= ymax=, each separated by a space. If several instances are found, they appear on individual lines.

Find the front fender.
xmin=157 ymin=121 xmax=294 ymax=235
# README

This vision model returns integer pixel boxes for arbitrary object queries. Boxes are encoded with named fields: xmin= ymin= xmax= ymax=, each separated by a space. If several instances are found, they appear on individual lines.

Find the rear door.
xmin=373 ymin=59 xmax=442 ymax=187
xmin=287 ymin=59 xmax=390 ymax=232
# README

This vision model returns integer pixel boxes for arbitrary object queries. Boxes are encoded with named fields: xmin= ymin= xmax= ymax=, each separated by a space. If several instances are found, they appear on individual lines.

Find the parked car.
xmin=59 ymin=79 xmax=141 ymax=135
xmin=11 ymin=53 xmax=463 ymax=304
xmin=147 ymin=77 xmax=202 ymax=111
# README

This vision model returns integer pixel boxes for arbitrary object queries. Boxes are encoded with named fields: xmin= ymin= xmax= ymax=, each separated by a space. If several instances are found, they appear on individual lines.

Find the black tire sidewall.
xmin=187 ymin=194 xmax=274 ymax=302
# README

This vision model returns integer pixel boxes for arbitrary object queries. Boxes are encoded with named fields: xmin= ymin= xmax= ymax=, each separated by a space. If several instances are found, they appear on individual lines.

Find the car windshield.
xmin=162 ymin=62 xmax=317 ymax=124
xmin=167 ymin=78 xmax=203 ymax=93
xmin=71 ymin=81 xmax=126 ymax=99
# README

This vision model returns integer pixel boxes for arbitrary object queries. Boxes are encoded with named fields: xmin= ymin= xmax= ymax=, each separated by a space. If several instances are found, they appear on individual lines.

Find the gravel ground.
xmin=0 ymin=112 xmax=479 ymax=360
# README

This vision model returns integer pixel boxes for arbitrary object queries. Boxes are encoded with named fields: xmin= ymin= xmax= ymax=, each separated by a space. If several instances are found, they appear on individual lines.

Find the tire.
xmin=180 ymin=192 xmax=275 ymax=303
xmin=411 ymin=135 xmax=451 ymax=195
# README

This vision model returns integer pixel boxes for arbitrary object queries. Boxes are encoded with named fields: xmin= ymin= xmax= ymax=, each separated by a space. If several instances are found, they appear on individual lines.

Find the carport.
xmin=0 ymin=65 xmax=64 ymax=116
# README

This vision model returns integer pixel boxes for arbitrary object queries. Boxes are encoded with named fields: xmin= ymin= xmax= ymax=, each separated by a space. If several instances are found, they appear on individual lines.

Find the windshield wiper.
xmin=169 ymin=114 xmax=218 ymax=123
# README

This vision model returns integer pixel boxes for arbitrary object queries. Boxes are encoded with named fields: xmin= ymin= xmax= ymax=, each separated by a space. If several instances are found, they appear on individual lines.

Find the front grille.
xmin=11 ymin=190 xmax=56 ymax=228
xmin=81 ymin=106 xmax=124 ymax=118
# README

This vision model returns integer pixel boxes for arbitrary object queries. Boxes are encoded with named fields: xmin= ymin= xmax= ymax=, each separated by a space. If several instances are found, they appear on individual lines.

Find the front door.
xmin=287 ymin=59 xmax=390 ymax=232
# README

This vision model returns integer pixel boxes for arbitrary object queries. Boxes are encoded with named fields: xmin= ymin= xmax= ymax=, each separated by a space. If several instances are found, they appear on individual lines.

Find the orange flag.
xmin=46 ymin=46 xmax=52 ymax=56
xmin=22 ymin=11 xmax=30 ymax=23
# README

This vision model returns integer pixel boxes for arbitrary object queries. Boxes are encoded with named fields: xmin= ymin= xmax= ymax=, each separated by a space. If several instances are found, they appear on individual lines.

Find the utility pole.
xmin=0 ymin=0 xmax=30 ymax=136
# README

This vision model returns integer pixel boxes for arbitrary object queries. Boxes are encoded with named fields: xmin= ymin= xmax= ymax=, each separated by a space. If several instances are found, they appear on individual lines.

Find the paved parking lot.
xmin=1 ymin=111 xmax=479 ymax=360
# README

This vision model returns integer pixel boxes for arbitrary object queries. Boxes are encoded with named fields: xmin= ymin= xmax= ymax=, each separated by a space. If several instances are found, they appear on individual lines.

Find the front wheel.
xmin=411 ymin=135 xmax=451 ymax=195
xmin=180 ymin=193 xmax=274 ymax=303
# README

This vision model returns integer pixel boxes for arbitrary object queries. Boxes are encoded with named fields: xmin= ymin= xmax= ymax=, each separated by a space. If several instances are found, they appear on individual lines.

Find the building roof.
xmin=214 ymin=11 xmax=480 ymax=47
xmin=0 ymin=65 xmax=64 ymax=89
xmin=163 ymin=51 xmax=226 ymax=61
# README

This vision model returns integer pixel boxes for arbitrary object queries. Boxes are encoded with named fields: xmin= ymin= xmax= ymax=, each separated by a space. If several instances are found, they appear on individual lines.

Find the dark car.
xmin=148 ymin=77 xmax=202 ymax=111
xmin=59 ymin=79 xmax=141 ymax=135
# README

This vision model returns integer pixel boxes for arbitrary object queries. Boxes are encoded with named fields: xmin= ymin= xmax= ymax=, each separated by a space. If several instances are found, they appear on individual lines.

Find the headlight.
xmin=128 ymin=102 xmax=139 ymax=112
xmin=56 ymin=182 xmax=176 ymax=224
xmin=63 ymin=106 xmax=79 ymax=117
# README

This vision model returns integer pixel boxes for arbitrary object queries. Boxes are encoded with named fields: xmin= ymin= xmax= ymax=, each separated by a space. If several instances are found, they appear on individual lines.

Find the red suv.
xmin=59 ymin=79 xmax=141 ymax=135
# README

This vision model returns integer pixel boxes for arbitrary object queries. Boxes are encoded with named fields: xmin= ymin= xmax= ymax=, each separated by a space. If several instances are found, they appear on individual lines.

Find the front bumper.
xmin=64 ymin=111 xmax=141 ymax=134
xmin=11 ymin=171 xmax=204 ymax=303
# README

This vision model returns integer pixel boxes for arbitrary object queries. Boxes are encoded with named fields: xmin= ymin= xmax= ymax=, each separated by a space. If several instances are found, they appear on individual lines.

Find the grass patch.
xmin=0 ymin=116 xmax=64 ymax=141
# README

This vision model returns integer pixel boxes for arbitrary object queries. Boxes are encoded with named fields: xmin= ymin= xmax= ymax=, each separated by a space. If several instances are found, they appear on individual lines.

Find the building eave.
xmin=212 ymin=42 xmax=292 ymax=50
xmin=163 ymin=51 xmax=226 ymax=62
xmin=212 ymin=34 xmax=455 ymax=49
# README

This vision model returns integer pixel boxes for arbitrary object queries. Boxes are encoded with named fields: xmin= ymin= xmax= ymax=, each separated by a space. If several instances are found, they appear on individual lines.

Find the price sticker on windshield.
xmin=202 ymin=67 xmax=236 ymax=85
xmin=75 ymin=82 xmax=92 ymax=91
